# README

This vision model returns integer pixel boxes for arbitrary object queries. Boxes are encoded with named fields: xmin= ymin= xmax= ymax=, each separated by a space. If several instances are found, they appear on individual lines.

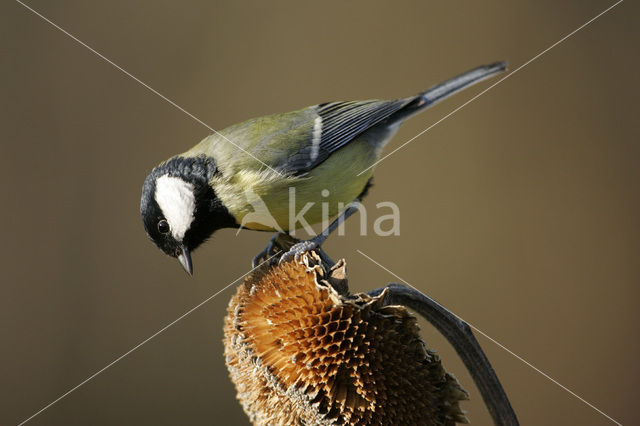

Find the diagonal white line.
xmin=357 ymin=249 xmax=623 ymax=426
xmin=14 ymin=0 xmax=282 ymax=176
xmin=17 ymin=254 xmax=278 ymax=426
xmin=357 ymin=0 xmax=624 ymax=176
xmin=13 ymin=1 xmax=626 ymax=424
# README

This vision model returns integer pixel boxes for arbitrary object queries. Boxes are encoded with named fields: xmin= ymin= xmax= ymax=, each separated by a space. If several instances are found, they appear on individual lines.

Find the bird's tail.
xmin=393 ymin=61 xmax=507 ymax=122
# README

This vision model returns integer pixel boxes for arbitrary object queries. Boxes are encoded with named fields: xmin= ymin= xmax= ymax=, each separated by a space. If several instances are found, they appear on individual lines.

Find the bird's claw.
xmin=252 ymin=237 xmax=276 ymax=267
xmin=254 ymin=233 xmax=335 ymax=268
xmin=252 ymin=232 xmax=300 ymax=267
xmin=278 ymin=240 xmax=319 ymax=265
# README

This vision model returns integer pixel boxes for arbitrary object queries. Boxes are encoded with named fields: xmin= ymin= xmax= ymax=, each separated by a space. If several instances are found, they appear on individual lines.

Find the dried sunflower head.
xmin=224 ymin=252 xmax=468 ymax=425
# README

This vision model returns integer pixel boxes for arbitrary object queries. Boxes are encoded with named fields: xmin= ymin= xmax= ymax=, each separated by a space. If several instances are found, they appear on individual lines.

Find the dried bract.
xmin=224 ymin=253 xmax=468 ymax=425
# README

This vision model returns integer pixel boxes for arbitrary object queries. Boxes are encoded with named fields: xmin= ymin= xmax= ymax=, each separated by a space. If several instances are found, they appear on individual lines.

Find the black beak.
xmin=177 ymin=246 xmax=193 ymax=276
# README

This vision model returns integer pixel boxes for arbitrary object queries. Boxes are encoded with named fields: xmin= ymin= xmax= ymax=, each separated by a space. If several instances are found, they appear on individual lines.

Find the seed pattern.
xmin=224 ymin=255 xmax=468 ymax=425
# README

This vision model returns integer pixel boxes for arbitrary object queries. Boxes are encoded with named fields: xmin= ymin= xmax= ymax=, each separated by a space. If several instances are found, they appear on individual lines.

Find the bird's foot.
xmin=254 ymin=204 xmax=359 ymax=268
xmin=278 ymin=240 xmax=319 ymax=265
xmin=253 ymin=232 xmax=335 ymax=268
xmin=252 ymin=232 xmax=299 ymax=267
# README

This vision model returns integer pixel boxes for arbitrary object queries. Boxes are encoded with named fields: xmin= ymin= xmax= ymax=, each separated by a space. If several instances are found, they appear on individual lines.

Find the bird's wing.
xmin=279 ymin=99 xmax=412 ymax=175
xmin=278 ymin=62 xmax=507 ymax=175
xmin=206 ymin=62 xmax=507 ymax=176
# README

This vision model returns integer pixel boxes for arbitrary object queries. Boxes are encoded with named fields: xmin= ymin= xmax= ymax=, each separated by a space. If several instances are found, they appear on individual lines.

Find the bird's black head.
xmin=140 ymin=155 xmax=238 ymax=275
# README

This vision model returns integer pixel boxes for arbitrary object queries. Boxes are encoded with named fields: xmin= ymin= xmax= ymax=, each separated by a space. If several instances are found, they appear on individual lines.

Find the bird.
xmin=140 ymin=62 xmax=506 ymax=275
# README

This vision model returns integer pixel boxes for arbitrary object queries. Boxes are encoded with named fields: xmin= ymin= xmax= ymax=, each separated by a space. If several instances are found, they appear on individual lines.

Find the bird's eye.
xmin=157 ymin=219 xmax=170 ymax=234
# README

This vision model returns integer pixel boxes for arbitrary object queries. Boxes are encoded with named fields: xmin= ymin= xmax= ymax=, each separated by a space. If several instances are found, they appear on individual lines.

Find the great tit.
xmin=141 ymin=62 xmax=506 ymax=274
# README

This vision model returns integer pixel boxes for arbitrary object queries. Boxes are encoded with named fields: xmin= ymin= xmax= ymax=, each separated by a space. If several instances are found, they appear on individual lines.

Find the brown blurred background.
xmin=2 ymin=1 xmax=638 ymax=424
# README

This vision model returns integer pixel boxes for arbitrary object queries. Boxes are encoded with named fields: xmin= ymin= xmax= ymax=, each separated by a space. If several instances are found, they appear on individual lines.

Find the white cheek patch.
xmin=154 ymin=175 xmax=196 ymax=241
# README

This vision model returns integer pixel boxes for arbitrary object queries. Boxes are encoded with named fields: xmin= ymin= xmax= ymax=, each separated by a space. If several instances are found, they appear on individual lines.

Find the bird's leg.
xmin=368 ymin=283 xmax=519 ymax=426
xmin=251 ymin=234 xmax=277 ymax=268
xmin=278 ymin=204 xmax=359 ymax=265
xmin=252 ymin=232 xmax=298 ymax=267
